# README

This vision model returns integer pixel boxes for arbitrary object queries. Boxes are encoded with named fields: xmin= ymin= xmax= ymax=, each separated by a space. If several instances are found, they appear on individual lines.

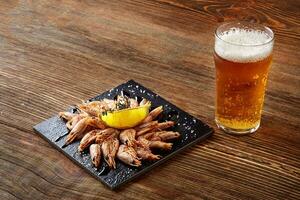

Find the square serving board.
xmin=33 ymin=80 xmax=213 ymax=189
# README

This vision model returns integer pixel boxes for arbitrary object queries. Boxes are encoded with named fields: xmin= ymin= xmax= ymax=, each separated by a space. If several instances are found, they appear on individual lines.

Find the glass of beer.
xmin=214 ymin=22 xmax=274 ymax=134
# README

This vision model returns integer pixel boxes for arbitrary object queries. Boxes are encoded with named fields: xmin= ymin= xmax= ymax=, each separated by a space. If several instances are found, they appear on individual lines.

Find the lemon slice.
xmin=100 ymin=103 xmax=151 ymax=129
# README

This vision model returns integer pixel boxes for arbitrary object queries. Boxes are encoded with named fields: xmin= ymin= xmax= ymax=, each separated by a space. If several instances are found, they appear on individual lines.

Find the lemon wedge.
xmin=100 ymin=103 xmax=151 ymax=129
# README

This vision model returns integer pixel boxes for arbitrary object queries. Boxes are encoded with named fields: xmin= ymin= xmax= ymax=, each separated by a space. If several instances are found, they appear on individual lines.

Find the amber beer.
xmin=214 ymin=22 xmax=274 ymax=134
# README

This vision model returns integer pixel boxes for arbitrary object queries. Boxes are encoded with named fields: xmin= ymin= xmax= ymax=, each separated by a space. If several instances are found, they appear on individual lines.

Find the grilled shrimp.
xmin=65 ymin=117 xmax=90 ymax=145
xmin=78 ymin=128 xmax=115 ymax=152
xmin=135 ymin=138 xmax=160 ymax=160
xmin=59 ymin=112 xmax=75 ymax=121
xmin=140 ymin=106 xmax=163 ymax=124
xmin=101 ymin=137 xmax=119 ymax=169
xmin=95 ymin=129 xmax=119 ymax=144
xmin=149 ymin=141 xmax=172 ymax=150
xmin=135 ymin=121 xmax=158 ymax=136
xmin=90 ymin=144 xmax=101 ymax=168
xmin=117 ymin=144 xmax=141 ymax=167
xmin=78 ymin=129 xmax=98 ymax=152
xmin=119 ymin=129 xmax=136 ymax=146
xmin=66 ymin=113 xmax=88 ymax=130
xmin=79 ymin=128 xmax=117 ymax=152
xmin=66 ymin=115 xmax=80 ymax=130
xmin=135 ymin=121 xmax=158 ymax=132
xmin=87 ymin=117 xmax=106 ymax=129
xmin=141 ymin=131 xmax=180 ymax=141
xmin=77 ymin=101 xmax=108 ymax=117
xmin=102 ymin=99 xmax=116 ymax=110
xmin=135 ymin=147 xmax=160 ymax=160
xmin=157 ymin=131 xmax=180 ymax=141
xmin=153 ymin=121 xmax=174 ymax=131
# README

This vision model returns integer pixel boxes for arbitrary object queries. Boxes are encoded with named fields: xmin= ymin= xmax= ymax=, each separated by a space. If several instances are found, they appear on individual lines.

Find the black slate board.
xmin=33 ymin=80 xmax=213 ymax=189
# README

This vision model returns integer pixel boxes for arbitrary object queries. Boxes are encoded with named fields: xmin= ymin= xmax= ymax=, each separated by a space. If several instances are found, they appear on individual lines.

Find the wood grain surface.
xmin=0 ymin=0 xmax=299 ymax=199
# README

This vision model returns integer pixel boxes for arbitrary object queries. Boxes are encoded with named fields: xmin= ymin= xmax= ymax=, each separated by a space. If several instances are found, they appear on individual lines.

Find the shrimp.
xmin=153 ymin=121 xmax=174 ymax=131
xmin=140 ymin=106 xmax=163 ymax=124
xmin=117 ymin=144 xmax=141 ymax=167
xmin=87 ymin=117 xmax=106 ymax=129
xmin=156 ymin=131 xmax=180 ymax=141
xmin=59 ymin=112 xmax=75 ymax=121
xmin=78 ymin=128 xmax=117 ymax=152
xmin=90 ymin=144 xmax=101 ymax=168
xmin=140 ymin=131 xmax=180 ymax=141
xmin=135 ymin=138 xmax=160 ymax=160
xmin=65 ymin=117 xmax=90 ymax=146
xmin=102 ymin=99 xmax=116 ymax=110
xmin=95 ymin=129 xmax=119 ymax=144
xmin=135 ymin=121 xmax=158 ymax=136
xmin=101 ymin=137 xmax=119 ymax=169
xmin=149 ymin=141 xmax=172 ymax=150
xmin=65 ymin=113 xmax=88 ymax=130
xmin=119 ymin=129 xmax=136 ymax=146
xmin=77 ymin=101 xmax=108 ymax=117
xmin=78 ymin=129 xmax=98 ymax=152
xmin=135 ymin=147 xmax=160 ymax=160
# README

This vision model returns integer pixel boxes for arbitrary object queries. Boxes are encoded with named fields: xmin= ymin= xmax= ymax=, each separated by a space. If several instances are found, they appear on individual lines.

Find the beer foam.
xmin=215 ymin=28 xmax=273 ymax=63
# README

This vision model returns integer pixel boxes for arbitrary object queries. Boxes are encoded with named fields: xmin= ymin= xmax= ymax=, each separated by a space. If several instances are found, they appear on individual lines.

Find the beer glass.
xmin=214 ymin=22 xmax=274 ymax=134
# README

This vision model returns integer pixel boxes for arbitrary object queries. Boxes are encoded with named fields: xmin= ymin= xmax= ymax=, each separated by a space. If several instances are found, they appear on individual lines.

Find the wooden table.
xmin=1 ymin=1 xmax=299 ymax=199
